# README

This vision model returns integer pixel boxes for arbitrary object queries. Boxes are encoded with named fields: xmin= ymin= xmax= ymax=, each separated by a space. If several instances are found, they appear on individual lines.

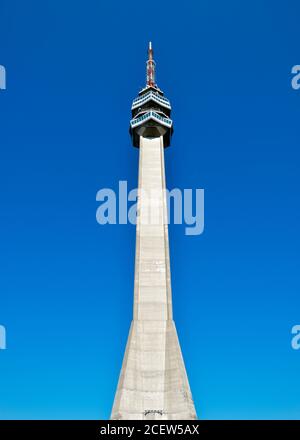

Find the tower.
xmin=111 ymin=43 xmax=197 ymax=420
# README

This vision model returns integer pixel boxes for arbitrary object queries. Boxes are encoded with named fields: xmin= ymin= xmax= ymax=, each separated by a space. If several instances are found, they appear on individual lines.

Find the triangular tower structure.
xmin=111 ymin=43 xmax=197 ymax=420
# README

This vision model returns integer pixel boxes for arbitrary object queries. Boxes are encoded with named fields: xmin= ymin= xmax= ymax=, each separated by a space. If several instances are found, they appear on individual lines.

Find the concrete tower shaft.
xmin=111 ymin=44 xmax=197 ymax=420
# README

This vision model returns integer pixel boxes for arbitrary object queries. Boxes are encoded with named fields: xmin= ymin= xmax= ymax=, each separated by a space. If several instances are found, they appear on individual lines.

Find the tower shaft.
xmin=111 ymin=137 xmax=197 ymax=420
xmin=133 ymin=136 xmax=172 ymax=322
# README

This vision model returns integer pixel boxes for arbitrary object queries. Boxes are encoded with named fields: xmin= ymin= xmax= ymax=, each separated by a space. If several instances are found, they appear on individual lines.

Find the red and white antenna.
xmin=146 ymin=41 xmax=156 ymax=87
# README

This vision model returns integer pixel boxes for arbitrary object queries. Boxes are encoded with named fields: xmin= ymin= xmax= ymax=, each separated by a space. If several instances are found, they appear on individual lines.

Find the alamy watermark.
xmin=0 ymin=66 xmax=7 ymax=351
xmin=0 ymin=325 xmax=6 ymax=349
xmin=0 ymin=65 xmax=6 ymax=90
xmin=291 ymin=325 xmax=300 ymax=350
xmin=290 ymin=68 xmax=300 ymax=348
xmin=291 ymin=65 xmax=300 ymax=90
xmin=96 ymin=181 xmax=204 ymax=236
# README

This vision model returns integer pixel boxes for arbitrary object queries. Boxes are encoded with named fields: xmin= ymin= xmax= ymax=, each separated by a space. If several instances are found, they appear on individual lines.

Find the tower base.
xmin=111 ymin=320 xmax=197 ymax=420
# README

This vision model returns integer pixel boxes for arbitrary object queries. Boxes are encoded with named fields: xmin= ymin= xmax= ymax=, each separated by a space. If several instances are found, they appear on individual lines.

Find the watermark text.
xmin=96 ymin=181 xmax=204 ymax=236
xmin=0 ymin=65 xmax=6 ymax=90
xmin=0 ymin=325 xmax=6 ymax=349
xmin=291 ymin=65 xmax=300 ymax=90
xmin=291 ymin=325 xmax=300 ymax=350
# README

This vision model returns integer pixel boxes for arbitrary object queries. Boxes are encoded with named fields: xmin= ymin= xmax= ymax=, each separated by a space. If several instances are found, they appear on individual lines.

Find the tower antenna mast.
xmin=146 ymin=41 xmax=156 ymax=87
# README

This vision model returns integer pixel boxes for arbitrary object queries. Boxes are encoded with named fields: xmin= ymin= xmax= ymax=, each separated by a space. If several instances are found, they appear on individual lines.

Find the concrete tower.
xmin=111 ymin=43 xmax=197 ymax=420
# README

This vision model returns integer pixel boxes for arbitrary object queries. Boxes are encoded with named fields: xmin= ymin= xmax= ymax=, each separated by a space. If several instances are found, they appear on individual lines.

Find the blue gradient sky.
xmin=0 ymin=0 xmax=300 ymax=420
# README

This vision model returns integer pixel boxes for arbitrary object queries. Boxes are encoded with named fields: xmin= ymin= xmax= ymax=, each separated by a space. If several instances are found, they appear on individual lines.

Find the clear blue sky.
xmin=0 ymin=0 xmax=299 ymax=420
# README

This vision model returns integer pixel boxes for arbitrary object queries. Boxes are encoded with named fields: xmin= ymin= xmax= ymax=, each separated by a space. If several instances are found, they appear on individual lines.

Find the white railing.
xmin=130 ymin=111 xmax=172 ymax=128
xmin=131 ymin=91 xmax=171 ymax=110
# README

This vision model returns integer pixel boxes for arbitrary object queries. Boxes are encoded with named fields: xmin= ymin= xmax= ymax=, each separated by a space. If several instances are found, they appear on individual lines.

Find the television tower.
xmin=111 ymin=43 xmax=197 ymax=420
